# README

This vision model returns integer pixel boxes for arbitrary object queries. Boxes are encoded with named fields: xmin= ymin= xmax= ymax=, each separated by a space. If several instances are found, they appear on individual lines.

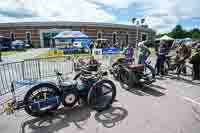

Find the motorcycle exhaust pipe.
xmin=31 ymin=96 xmax=60 ymax=110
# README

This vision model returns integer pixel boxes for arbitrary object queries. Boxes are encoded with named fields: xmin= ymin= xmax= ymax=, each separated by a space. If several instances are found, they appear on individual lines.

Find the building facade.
xmin=0 ymin=21 xmax=156 ymax=48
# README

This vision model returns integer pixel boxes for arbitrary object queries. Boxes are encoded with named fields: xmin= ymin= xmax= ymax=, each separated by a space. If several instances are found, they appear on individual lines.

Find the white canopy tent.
xmin=156 ymin=35 xmax=174 ymax=41
xmin=96 ymin=38 xmax=108 ymax=41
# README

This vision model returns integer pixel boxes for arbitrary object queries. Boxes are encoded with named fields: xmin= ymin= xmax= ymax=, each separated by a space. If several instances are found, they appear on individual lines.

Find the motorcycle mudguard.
xmin=27 ymin=81 xmax=61 ymax=94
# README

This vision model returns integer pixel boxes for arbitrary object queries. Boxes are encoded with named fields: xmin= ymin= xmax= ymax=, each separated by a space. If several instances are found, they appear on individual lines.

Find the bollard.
xmin=11 ymin=82 xmax=16 ymax=104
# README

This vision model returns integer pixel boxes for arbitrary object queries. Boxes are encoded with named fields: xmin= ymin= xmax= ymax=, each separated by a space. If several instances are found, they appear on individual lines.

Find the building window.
xmin=97 ymin=32 xmax=102 ymax=44
xmin=112 ymin=32 xmax=117 ymax=44
xmin=125 ymin=33 xmax=129 ymax=45
xmin=141 ymin=32 xmax=148 ymax=41
xmin=97 ymin=32 xmax=102 ymax=39
xmin=10 ymin=32 xmax=15 ymax=41
xmin=26 ymin=32 xmax=31 ymax=44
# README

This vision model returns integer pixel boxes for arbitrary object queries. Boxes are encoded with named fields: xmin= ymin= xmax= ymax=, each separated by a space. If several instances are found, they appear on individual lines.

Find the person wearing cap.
xmin=137 ymin=41 xmax=151 ymax=64
xmin=190 ymin=44 xmax=200 ymax=80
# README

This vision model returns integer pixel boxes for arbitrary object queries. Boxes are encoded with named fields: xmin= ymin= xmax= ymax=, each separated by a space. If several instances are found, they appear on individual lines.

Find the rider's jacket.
xmin=176 ymin=45 xmax=192 ymax=60
xmin=124 ymin=47 xmax=134 ymax=59
xmin=158 ymin=44 xmax=168 ymax=56
xmin=190 ymin=52 xmax=200 ymax=65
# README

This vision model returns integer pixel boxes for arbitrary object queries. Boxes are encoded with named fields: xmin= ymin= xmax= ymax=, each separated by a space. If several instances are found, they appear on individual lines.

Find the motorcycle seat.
xmin=127 ymin=64 xmax=145 ymax=71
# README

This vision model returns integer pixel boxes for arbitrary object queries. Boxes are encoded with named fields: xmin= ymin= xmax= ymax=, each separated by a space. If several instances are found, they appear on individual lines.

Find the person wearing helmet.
xmin=190 ymin=44 xmax=200 ymax=80
xmin=175 ymin=41 xmax=192 ymax=74
xmin=137 ymin=41 xmax=151 ymax=64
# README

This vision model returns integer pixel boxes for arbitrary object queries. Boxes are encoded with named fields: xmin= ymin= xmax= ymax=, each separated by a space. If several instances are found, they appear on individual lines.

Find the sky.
xmin=0 ymin=0 xmax=200 ymax=33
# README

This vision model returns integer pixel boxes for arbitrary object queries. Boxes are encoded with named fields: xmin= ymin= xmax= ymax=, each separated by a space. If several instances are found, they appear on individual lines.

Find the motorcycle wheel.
xmin=24 ymin=83 xmax=60 ymax=117
xmin=87 ymin=80 xmax=116 ymax=112
xmin=144 ymin=64 xmax=156 ymax=80
xmin=119 ymin=67 xmax=131 ymax=85
xmin=177 ymin=64 xmax=194 ymax=81
xmin=111 ymin=63 xmax=120 ymax=80
xmin=112 ymin=62 xmax=119 ymax=68
xmin=164 ymin=61 xmax=170 ymax=74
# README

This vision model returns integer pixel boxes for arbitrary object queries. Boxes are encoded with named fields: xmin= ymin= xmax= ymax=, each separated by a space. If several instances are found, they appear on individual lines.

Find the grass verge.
xmin=1 ymin=51 xmax=17 ymax=56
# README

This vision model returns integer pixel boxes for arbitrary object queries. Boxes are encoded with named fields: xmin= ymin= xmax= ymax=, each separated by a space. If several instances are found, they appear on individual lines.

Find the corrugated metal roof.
xmin=0 ymin=21 xmax=155 ymax=33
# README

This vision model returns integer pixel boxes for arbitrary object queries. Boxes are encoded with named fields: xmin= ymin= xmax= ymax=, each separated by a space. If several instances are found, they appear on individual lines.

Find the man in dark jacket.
xmin=190 ymin=44 xmax=200 ymax=80
xmin=155 ymin=41 xmax=168 ymax=75
xmin=89 ymin=42 xmax=94 ymax=55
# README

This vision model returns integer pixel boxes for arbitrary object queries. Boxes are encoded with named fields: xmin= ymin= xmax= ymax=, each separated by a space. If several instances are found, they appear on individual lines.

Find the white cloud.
xmin=0 ymin=0 xmax=199 ymax=32
xmin=0 ymin=0 xmax=115 ymax=22
xmin=91 ymin=0 xmax=200 ymax=32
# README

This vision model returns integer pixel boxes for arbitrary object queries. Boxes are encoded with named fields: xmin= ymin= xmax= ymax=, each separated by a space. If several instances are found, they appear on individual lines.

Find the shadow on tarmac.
xmin=94 ymin=106 xmax=128 ymax=128
xmin=166 ymin=74 xmax=200 ymax=86
xmin=20 ymin=105 xmax=128 ymax=133
xmin=122 ymin=83 xmax=166 ymax=97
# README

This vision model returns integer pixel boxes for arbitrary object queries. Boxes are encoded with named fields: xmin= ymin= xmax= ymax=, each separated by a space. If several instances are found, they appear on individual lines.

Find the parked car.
xmin=11 ymin=40 xmax=30 ymax=50
xmin=0 ymin=36 xmax=12 ymax=50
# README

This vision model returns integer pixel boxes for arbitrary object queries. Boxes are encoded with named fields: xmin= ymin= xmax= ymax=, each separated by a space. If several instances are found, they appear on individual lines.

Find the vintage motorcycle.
xmin=163 ymin=55 xmax=193 ymax=79
xmin=110 ymin=58 xmax=156 ymax=87
xmin=9 ymin=69 xmax=116 ymax=117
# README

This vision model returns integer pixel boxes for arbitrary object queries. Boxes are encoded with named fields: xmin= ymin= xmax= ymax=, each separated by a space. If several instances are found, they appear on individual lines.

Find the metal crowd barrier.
xmin=0 ymin=56 xmax=75 ymax=95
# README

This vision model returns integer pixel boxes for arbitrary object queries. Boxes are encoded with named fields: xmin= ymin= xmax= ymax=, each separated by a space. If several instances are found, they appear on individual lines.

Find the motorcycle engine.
xmin=60 ymin=80 xmax=79 ymax=107
xmin=61 ymin=89 xmax=78 ymax=107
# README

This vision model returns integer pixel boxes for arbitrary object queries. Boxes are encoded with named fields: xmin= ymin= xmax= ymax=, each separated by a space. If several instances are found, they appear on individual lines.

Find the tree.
xmin=192 ymin=32 xmax=200 ymax=40
xmin=171 ymin=25 xmax=187 ymax=39
xmin=158 ymin=25 xmax=200 ymax=40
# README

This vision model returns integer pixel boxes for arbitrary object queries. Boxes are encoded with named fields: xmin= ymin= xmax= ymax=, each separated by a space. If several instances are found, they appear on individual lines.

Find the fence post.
xmin=22 ymin=61 xmax=25 ymax=80
xmin=38 ymin=59 xmax=42 ymax=79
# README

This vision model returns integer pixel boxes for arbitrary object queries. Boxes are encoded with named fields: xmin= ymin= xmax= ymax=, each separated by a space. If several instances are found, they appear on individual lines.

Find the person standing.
xmin=137 ymin=41 xmax=151 ymax=64
xmin=175 ymin=42 xmax=192 ymax=74
xmin=89 ymin=41 xmax=94 ymax=55
xmin=155 ymin=41 xmax=168 ymax=75
xmin=87 ymin=56 xmax=101 ymax=71
xmin=190 ymin=44 xmax=200 ymax=80
xmin=123 ymin=44 xmax=134 ymax=64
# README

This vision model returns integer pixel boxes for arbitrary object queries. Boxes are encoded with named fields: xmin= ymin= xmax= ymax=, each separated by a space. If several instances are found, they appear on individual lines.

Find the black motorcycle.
xmin=9 ymin=69 xmax=116 ymax=117
xmin=110 ymin=59 xmax=155 ymax=87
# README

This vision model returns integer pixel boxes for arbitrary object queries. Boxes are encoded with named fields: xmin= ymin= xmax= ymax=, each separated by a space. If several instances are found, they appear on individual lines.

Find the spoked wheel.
xmin=144 ymin=64 xmax=155 ymax=80
xmin=164 ymin=61 xmax=170 ymax=75
xmin=24 ymin=83 xmax=60 ymax=117
xmin=177 ymin=64 xmax=194 ymax=81
xmin=88 ymin=80 xmax=116 ymax=112
xmin=111 ymin=63 xmax=120 ymax=80
xmin=119 ymin=67 xmax=130 ymax=85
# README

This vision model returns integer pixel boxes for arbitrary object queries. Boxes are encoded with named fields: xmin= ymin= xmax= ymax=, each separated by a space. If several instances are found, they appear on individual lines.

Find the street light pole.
xmin=0 ymin=44 xmax=2 ymax=62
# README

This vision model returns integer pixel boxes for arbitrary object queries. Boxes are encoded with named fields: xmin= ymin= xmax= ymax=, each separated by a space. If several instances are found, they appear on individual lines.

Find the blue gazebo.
xmin=53 ymin=31 xmax=91 ymax=48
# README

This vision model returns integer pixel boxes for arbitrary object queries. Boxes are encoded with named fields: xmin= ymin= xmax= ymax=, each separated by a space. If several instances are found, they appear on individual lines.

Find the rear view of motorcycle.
xmin=110 ymin=59 xmax=156 ymax=88
xmin=7 ymin=68 xmax=116 ymax=117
